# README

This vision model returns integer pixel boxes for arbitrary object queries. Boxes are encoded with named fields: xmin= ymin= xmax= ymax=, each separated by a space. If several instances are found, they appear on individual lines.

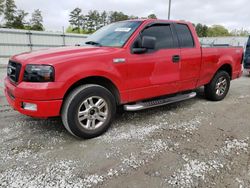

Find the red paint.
xmin=4 ymin=20 xmax=243 ymax=118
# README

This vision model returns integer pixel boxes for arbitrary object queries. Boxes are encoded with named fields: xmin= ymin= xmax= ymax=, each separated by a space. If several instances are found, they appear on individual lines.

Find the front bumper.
xmin=4 ymin=78 xmax=62 ymax=118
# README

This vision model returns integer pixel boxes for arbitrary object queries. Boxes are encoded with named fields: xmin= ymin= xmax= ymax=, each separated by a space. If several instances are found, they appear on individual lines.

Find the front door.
xmin=127 ymin=23 xmax=181 ymax=102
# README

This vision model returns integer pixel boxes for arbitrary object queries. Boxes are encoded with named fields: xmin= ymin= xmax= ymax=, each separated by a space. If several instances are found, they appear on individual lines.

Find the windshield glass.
xmin=85 ymin=21 xmax=142 ymax=47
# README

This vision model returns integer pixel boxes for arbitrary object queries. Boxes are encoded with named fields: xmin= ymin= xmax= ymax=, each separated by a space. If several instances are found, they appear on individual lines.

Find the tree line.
xmin=0 ymin=1 xmax=249 ymax=37
xmin=0 ymin=0 xmax=44 ymax=30
xmin=195 ymin=23 xmax=249 ymax=37
xmin=68 ymin=7 xmax=157 ymax=34
xmin=68 ymin=8 xmax=249 ymax=37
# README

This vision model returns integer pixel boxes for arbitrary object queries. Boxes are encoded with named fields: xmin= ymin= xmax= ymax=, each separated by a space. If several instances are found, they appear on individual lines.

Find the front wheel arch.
xmin=62 ymin=76 xmax=121 ymax=109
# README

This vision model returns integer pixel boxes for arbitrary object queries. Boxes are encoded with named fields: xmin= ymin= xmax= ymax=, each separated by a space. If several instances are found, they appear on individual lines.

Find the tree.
xmin=30 ymin=9 xmax=44 ymax=31
xmin=196 ymin=23 xmax=203 ymax=37
xmin=86 ymin=10 xmax=100 ymax=32
xmin=69 ymin=8 xmax=83 ymax=33
xmin=0 ymin=0 xmax=4 ymax=27
xmin=195 ymin=23 xmax=208 ymax=37
xmin=12 ymin=9 xmax=28 ymax=29
xmin=128 ymin=15 xmax=139 ymax=20
xmin=109 ymin=11 xmax=129 ymax=23
xmin=148 ymin=14 xmax=157 ymax=19
xmin=0 ymin=0 xmax=4 ymax=16
xmin=230 ymin=29 xmax=250 ymax=36
xmin=207 ymin=25 xmax=230 ymax=37
xmin=202 ymin=25 xmax=208 ymax=37
xmin=100 ymin=11 xmax=108 ymax=26
xmin=4 ymin=0 xmax=16 ymax=28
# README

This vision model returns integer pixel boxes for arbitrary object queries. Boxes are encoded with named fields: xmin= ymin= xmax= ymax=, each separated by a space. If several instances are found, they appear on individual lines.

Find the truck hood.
xmin=11 ymin=46 xmax=122 ymax=65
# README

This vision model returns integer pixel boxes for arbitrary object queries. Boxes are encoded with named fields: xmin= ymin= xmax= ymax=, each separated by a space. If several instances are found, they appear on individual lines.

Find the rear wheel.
xmin=205 ymin=71 xmax=230 ymax=101
xmin=62 ymin=84 xmax=116 ymax=139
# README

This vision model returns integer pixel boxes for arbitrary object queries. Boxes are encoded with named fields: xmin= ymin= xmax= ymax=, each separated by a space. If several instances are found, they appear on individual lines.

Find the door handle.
xmin=172 ymin=55 xmax=180 ymax=63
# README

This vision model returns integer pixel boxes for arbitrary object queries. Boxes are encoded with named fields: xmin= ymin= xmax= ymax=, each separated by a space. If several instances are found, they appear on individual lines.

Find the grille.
xmin=7 ymin=61 xmax=22 ymax=83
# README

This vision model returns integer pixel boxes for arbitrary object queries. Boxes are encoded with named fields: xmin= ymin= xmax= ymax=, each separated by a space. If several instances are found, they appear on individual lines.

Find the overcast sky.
xmin=15 ymin=0 xmax=250 ymax=31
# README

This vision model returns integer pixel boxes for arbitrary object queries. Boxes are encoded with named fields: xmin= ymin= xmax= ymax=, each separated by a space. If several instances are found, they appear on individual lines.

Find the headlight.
xmin=23 ymin=65 xmax=55 ymax=82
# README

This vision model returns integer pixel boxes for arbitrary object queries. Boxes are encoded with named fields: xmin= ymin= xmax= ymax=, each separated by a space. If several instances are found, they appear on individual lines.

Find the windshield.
xmin=85 ymin=21 xmax=142 ymax=47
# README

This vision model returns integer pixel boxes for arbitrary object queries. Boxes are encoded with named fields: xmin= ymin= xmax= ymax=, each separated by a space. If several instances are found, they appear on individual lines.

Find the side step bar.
xmin=124 ymin=92 xmax=196 ymax=111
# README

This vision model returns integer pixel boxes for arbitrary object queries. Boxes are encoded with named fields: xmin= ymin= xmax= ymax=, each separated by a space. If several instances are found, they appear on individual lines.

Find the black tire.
xmin=61 ymin=84 xmax=116 ymax=139
xmin=204 ymin=71 xmax=230 ymax=101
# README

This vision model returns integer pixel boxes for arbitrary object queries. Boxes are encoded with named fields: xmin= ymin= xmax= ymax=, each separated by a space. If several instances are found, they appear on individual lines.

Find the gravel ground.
xmin=0 ymin=68 xmax=250 ymax=188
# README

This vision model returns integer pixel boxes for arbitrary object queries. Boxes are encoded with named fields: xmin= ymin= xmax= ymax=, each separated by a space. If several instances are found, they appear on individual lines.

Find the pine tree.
xmin=12 ymin=9 xmax=28 ymax=29
xmin=86 ymin=10 xmax=100 ymax=32
xmin=195 ymin=23 xmax=208 ymax=37
xmin=69 ymin=8 xmax=83 ymax=33
xmin=0 ymin=0 xmax=4 ymax=27
xmin=100 ymin=11 xmax=108 ymax=26
xmin=109 ymin=11 xmax=129 ymax=23
xmin=30 ymin=9 xmax=44 ymax=31
xmin=0 ymin=0 xmax=4 ymax=16
xmin=195 ymin=23 xmax=203 ymax=37
xmin=4 ymin=0 xmax=16 ymax=28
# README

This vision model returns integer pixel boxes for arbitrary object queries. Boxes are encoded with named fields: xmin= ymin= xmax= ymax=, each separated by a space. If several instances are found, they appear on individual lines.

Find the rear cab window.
xmin=174 ymin=23 xmax=195 ymax=48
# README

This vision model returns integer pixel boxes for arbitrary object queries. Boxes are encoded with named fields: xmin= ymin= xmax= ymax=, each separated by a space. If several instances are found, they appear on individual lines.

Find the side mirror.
xmin=132 ymin=36 xmax=156 ymax=54
xmin=141 ymin=36 xmax=156 ymax=49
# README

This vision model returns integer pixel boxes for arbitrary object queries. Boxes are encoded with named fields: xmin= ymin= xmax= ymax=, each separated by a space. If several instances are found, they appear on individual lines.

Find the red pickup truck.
xmin=4 ymin=19 xmax=243 ymax=138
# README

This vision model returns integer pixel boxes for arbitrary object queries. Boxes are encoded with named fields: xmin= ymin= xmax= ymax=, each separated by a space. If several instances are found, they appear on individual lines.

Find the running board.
xmin=124 ymin=92 xmax=196 ymax=111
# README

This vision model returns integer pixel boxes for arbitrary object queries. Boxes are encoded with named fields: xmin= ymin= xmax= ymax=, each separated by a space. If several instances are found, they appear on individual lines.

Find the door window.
xmin=133 ymin=25 xmax=177 ymax=50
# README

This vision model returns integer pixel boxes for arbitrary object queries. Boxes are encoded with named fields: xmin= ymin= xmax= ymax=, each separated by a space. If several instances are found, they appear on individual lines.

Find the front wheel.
xmin=204 ymin=71 xmax=231 ymax=101
xmin=62 ymin=84 xmax=116 ymax=139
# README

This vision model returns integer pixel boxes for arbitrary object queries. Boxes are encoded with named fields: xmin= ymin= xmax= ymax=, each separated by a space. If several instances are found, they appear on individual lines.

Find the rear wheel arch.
xmin=205 ymin=70 xmax=231 ymax=101
xmin=216 ymin=63 xmax=232 ymax=79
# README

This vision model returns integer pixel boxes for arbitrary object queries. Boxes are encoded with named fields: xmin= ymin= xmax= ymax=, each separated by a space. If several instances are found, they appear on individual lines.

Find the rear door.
xmin=174 ymin=23 xmax=202 ymax=91
xmin=127 ymin=23 xmax=181 ymax=102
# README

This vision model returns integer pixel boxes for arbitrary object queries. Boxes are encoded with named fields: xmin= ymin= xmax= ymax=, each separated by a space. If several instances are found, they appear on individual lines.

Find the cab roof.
xmin=126 ymin=19 xmax=192 ymax=25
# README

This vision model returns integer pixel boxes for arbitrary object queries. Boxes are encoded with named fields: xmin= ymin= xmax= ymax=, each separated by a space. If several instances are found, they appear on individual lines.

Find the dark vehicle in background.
xmin=244 ymin=36 xmax=250 ymax=73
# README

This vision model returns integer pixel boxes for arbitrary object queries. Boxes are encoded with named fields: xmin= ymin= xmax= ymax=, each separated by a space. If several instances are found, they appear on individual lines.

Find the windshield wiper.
xmin=85 ymin=41 xmax=102 ymax=47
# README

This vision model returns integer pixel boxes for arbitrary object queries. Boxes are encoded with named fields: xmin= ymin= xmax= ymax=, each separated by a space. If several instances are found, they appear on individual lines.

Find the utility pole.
xmin=168 ymin=0 xmax=172 ymax=20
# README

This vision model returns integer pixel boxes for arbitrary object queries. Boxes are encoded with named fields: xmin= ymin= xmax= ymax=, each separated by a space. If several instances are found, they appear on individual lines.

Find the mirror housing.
xmin=132 ymin=36 xmax=156 ymax=54
xmin=141 ymin=36 xmax=156 ymax=49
